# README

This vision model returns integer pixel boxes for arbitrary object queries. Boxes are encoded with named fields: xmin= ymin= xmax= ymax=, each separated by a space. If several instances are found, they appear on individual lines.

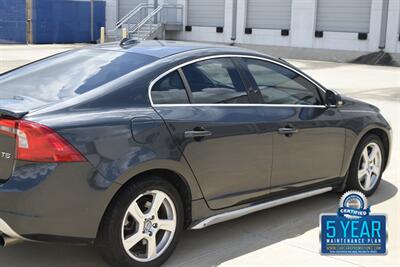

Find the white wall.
xmin=312 ymin=0 xmax=382 ymax=52
xmin=171 ymin=0 xmax=233 ymax=43
xmin=106 ymin=0 xmax=400 ymax=54
xmin=236 ymin=0 xmax=293 ymax=47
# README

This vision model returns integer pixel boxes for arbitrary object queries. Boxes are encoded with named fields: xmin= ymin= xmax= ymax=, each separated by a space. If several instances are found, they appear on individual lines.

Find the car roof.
xmin=92 ymin=40 xmax=267 ymax=59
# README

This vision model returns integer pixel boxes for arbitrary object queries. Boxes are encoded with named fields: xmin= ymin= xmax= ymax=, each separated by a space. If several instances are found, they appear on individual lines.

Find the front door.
xmin=151 ymin=58 xmax=273 ymax=209
xmin=240 ymin=57 xmax=345 ymax=195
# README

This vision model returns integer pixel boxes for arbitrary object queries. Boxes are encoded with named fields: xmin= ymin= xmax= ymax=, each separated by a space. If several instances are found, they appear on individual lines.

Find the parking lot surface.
xmin=0 ymin=44 xmax=399 ymax=266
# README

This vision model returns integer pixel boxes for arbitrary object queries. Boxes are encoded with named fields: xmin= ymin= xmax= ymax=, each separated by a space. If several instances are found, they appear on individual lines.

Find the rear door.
xmin=151 ymin=57 xmax=273 ymax=209
xmin=239 ymin=57 xmax=345 ymax=195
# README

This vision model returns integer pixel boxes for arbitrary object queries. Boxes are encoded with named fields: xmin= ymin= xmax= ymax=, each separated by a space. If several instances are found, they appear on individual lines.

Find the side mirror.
xmin=325 ymin=89 xmax=343 ymax=107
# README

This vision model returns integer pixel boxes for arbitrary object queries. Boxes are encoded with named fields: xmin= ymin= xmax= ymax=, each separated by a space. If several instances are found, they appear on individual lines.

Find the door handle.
xmin=184 ymin=129 xmax=212 ymax=139
xmin=278 ymin=127 xmax=298 ymax=135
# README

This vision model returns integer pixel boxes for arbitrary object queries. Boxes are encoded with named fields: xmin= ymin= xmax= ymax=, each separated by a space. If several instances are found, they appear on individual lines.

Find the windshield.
xmin=0 ymin=49 xmax=156 ymax=108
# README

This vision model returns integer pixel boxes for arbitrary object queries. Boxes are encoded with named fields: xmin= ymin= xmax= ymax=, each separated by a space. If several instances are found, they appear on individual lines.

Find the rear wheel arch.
xmin=136 ymin=169 xmax=192 ymax=228
xmin=98 ymin=168 xmax=193 ymax=239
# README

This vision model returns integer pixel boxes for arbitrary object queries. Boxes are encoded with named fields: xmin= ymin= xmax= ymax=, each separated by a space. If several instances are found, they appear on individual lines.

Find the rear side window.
xmin=243 ymin=59 xmax=321 ymax=105
xmin=151 ymin=71 xmax=190 ymax=104
xmin=182 ymin=58 xmax=249 ymax=104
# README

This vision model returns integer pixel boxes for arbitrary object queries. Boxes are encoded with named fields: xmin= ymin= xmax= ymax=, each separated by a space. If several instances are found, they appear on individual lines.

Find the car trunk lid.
xmin=0 ymin=116 xmax=19 ymax=182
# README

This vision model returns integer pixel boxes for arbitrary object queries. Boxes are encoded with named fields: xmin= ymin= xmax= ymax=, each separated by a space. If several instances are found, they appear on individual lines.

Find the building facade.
xmin=106 ymin=0 xmax=400 ymax=56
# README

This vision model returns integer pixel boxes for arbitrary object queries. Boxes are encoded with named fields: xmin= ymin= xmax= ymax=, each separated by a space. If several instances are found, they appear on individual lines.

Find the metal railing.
xmin=109 ymin=3 xmax=154 ymax=33
xmin=109 ymin=3 xmax=183 ymax=40
xmin=129 ymin=4 xmax=183 ymax=38
xmin=129 ymin=5 xmax=163 ymax=33
xmin=114 ymin=3 xmax=149 ymax=30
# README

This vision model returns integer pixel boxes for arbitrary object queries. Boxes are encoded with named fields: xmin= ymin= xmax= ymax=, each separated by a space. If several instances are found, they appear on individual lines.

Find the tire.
xmin=345 ymin=134 xmax=385 ymax=197
xmin=96 ymin=176 xmax=184 ymax=267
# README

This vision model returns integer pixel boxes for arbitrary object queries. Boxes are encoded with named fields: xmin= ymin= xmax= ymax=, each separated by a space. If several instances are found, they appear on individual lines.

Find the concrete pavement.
xmin=0 ymin=45 xmax=399 ymax=266
xmin=0 ymin=44 xmax=84 ymax=73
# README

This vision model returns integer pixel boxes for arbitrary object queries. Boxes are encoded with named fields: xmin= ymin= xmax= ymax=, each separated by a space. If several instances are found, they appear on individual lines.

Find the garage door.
xmin=118 ymin=0 xmax=146 ymax=20
xmin=247 ymin=0 xmax=292 ymax=30
xmin=187 ymin=0 xmax=225 ymax=27
xmin=316 ymin=0 xmax=372 ymax=33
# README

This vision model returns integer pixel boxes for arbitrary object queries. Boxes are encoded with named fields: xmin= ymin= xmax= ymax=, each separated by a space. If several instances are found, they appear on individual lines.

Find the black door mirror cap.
xmin=325 ymin=89 xmax=343 ymax=108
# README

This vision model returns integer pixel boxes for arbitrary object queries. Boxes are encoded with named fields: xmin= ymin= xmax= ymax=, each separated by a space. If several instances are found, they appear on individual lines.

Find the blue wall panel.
xmin=0 ymin=0 xmax=26 ymax=43
xmin=32 ymin=0 xmax=105 ymax=44
xmin=0 ymin=0 xmax=105 ymax=44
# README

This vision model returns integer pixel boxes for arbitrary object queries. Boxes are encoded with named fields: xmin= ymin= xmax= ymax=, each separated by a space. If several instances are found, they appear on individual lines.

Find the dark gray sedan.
xmin=0 ymin=41 xmax=391 ymax=267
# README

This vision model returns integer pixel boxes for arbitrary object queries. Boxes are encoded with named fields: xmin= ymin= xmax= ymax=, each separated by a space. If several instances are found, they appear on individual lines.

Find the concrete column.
xmin=235 ymin=0 xmax=247 ymax=44
xmin=378 ymin=0 xmax=389 ymax=49
xmin=366 ymin=0 xmax=384 ymax=51
xmin=177 ymin=0 xmax=186 ymax=26
xmin=290 ymin=0 xmax=317 ymax=48
xmin=105 ymin=0 xmax=118 ymax=31
xmin=231 ymin=0 xmax=237 ymax=41
xmin=385 ymin=0 xmax=400 ymax=53
xmin=224 ymin=0 xmax=234 ymax=43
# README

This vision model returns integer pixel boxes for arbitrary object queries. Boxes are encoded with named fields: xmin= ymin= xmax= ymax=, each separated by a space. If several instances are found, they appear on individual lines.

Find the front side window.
xmin=151 ymin=71 xmax=190 ymax=104
xmin=242 ymin=59 xmax=321 ymax=105
xmin=182 ymin=58 xmax=249 ymax=104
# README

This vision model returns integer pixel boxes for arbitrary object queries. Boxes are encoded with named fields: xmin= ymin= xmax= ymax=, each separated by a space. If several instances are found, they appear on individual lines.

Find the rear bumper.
xmin=0 ymin=161 xmax=121 ymax=243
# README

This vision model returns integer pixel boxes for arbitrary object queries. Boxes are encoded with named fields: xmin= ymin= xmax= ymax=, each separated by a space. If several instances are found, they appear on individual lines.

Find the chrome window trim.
xmin=148 ymin=54 xmax=327 ymax=108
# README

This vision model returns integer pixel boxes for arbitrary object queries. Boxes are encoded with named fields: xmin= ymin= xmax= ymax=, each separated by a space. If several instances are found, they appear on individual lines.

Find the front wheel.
xmin=346 ymin=134 xmax=385 ymax=196
xmin=97 ymin=176 xmax=184 ymax=267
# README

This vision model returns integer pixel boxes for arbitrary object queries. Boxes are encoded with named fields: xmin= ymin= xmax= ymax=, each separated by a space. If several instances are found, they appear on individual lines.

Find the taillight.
xmin=0 ymin=119 xmax=86 ymax=163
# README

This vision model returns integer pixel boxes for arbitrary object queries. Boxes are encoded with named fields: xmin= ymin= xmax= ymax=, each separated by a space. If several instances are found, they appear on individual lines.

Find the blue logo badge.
xmin=320 ymin=191 xmax=387 ymax=255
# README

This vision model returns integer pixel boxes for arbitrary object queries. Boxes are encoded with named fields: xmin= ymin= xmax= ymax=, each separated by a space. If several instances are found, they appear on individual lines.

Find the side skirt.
xmin=191 ymin=186 xmax=332 ymax=229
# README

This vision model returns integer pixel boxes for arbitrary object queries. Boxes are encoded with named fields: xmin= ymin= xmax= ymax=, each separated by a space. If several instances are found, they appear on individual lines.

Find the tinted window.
xmin=182 ymin=58 xmax=249 ymax=104
xmin=243 ymin=59 xmax=321 ymax=105
xmin=0 ymin=49 xmax=156 ymax=108
xmin=151 ymin=71 xmax=189 ymax=104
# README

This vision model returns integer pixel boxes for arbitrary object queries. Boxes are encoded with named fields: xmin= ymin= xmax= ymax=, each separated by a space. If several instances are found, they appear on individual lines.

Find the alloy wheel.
xmin=121 ymin=190 xmax=177 ymax=262
xmin=357 ymin=142 xmax=382 ymax=191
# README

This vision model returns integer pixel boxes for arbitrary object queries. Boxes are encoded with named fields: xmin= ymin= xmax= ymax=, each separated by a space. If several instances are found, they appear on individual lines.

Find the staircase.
xmin=107 ymin=3 xmax=183 ymax=42
xmin=129 ymin=23 xmax=165 ymax=40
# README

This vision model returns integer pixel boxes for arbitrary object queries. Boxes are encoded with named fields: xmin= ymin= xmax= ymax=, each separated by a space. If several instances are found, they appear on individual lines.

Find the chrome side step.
xmin=191 ymin=187 xmax=333 ymax=229
xmin=0 ymin=218 xmax=28 ymax=246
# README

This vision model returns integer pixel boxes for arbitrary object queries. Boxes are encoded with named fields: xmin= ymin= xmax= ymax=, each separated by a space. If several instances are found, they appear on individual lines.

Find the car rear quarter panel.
xmin=29 ymin=108 xmax=203 ymax=197
xmin=24 ymin=107 xmax=203 ymax=238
